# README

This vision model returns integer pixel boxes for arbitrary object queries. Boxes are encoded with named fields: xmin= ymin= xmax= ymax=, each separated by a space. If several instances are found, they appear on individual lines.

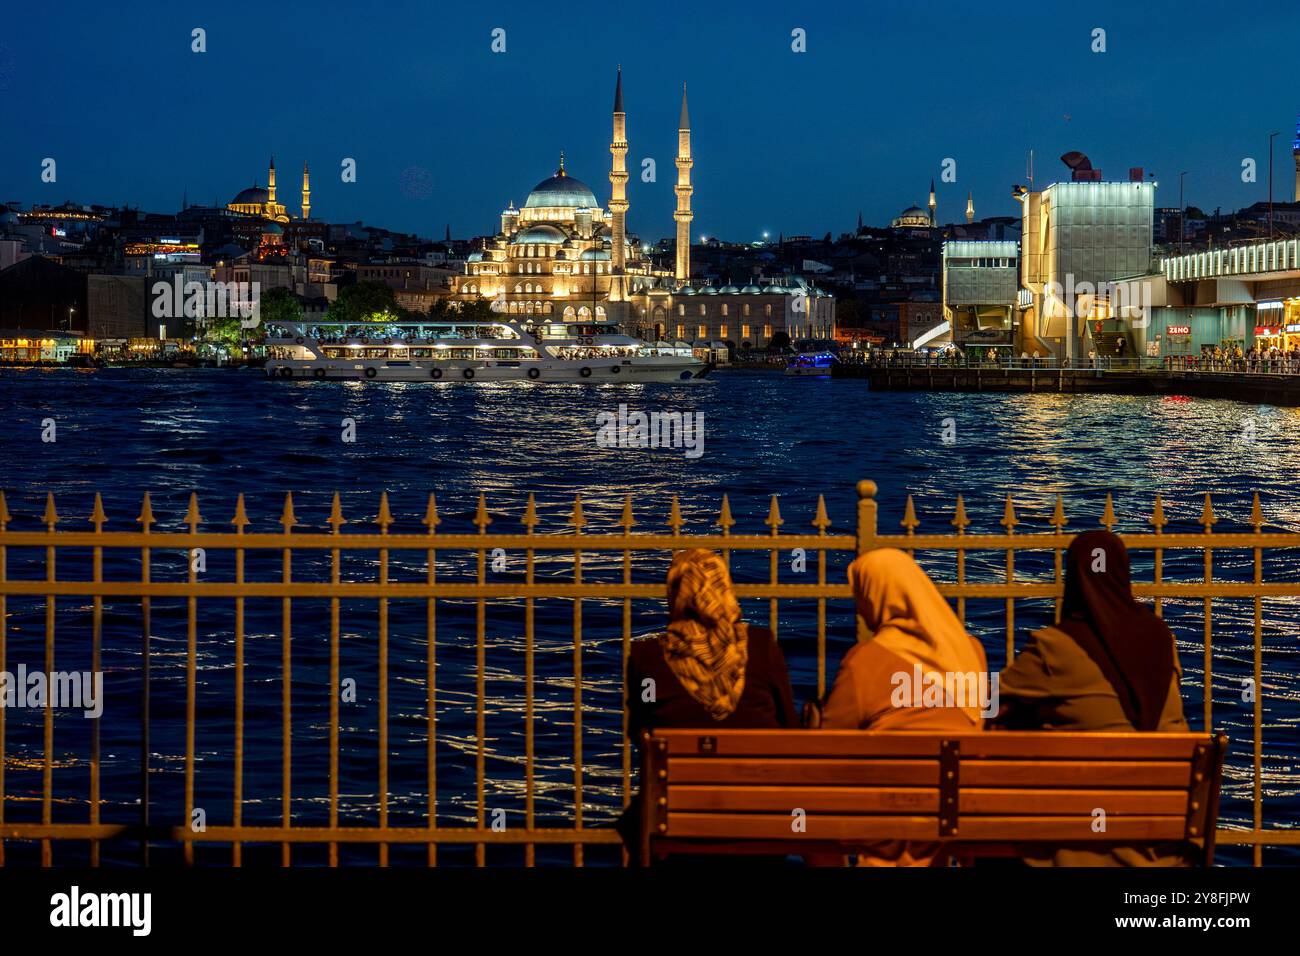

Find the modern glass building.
xmin=1018 ymin=181 xmax=1156 ymax=360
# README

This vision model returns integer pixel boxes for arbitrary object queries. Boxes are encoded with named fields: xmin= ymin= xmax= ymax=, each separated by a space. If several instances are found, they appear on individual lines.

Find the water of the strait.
xmin=0 ymin=367 xmax=1297 ymax=865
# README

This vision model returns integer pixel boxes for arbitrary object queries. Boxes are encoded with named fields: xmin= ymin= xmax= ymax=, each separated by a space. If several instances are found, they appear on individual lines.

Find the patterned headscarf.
xmin=661 ymin=549 xmax=750 ymax=720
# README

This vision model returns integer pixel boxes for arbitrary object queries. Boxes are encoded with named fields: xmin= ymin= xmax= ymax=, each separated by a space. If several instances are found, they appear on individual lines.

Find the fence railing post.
xmin=856 ymin=479 xmax=878 ymax=555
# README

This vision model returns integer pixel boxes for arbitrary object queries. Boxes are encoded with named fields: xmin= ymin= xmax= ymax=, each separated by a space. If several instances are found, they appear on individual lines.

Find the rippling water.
xmin=0 ymin=368 xmax=1296 ymax=865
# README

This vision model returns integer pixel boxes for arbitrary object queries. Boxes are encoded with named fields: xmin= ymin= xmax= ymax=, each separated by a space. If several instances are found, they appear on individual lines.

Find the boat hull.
xmin=265 ymin=357 xmax=708 ymax=383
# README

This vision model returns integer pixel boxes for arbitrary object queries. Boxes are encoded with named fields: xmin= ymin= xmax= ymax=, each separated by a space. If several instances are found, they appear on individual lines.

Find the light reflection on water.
xmin=0 ymin=368 xmax=1297 ymax=864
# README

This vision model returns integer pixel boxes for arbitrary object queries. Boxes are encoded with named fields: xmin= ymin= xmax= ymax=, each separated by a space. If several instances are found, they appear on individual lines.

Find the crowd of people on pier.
xmin=1169 ymin=344 xmax=1300 ymax=373
xmin=623 ymin=535 xmax=1190 ymax=867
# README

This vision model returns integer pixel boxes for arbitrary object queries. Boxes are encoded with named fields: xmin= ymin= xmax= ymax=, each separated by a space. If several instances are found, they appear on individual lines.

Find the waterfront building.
xmin=942 ymin=239 xmax=1019 ymax=357
xmin=1110 ymin=237 xmax=1300 ymax=358
xmin=1016 ymin=164 xmax=1155 ymax=361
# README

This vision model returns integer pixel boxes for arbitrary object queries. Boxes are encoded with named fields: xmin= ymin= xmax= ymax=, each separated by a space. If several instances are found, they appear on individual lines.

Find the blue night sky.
xmin=1 ymin=0 xmax=1297 ymax=242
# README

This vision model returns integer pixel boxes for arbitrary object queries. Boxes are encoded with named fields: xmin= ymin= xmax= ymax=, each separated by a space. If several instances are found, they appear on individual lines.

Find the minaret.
xmin=608 ymin=67 xmax=629 ymax=302
xmin=965 ymin=191 xmax=974 ymax=224
xmin=268 ymin=156 xmax=277 ymax=205
xmin=301 ymin=162 xmax=311 ymax=220
xmin=1292 ymin=114 xmax=1300 ymax=202
xmin=927 ymin=179 xmax=936 ymax=227
xmin=674 ymin=84 xmax=693 ymax=282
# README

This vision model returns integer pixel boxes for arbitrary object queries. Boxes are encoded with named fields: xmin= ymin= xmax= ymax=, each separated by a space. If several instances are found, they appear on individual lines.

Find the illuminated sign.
xmin=1288 ymin=324 xmax=1300 ymax=333
xmin=1166 ymin=325 xmax=1191 ymax=335
xmin=1254 ymin=326 xmax=1281 ymax=335
xmin=50 ymin=227 xmax=66 ymax=237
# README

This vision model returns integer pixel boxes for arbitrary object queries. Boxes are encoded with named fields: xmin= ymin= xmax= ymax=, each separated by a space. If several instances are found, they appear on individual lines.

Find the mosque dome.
xmin=232 ymin=186 xmax=269 ymax=205
xmin=892 ymin=205 xmax=932 ymax=228
xmin=679 ymin=286 xmax=697 ymax=295
xmin=740 ymin=283 xmax=761 ymax=294
xmin=262 ymin=221 xmax=284 ymax=234
xmin=578 ymin=247 xmax=611 ymax=260
xmin=511 ymin=224 xmax=566 ymax=245
xmin=524 ymin=157 xmax=599 ymax=210
xmin=719 ymin=284 xmax=740 ymax=294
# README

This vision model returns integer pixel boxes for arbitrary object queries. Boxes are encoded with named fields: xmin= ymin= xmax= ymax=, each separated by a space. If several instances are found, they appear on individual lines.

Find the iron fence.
xmin=0 ymin=480 xmax=1296 ymax=865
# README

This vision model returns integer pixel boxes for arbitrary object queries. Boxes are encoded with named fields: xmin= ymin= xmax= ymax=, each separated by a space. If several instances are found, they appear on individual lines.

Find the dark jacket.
xmin=626 ymin=625 xmax=798 ymax=744
xmin=619 ymin=625 xmax=798 ymax=860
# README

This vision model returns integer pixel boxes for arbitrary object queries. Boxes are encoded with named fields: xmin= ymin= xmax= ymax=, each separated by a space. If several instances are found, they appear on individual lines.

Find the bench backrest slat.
xmin=639 ymin=729 xmax=1228 ymax=866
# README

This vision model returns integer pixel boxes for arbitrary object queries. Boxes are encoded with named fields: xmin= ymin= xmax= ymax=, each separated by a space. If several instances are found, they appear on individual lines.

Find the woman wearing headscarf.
xmin=819 ymin=548 xmax=990 ymax=866
xmin=620 ymin=549 xmax=797 ymax=859
xmin=998 ymin=529 xmax=1190 ymax=866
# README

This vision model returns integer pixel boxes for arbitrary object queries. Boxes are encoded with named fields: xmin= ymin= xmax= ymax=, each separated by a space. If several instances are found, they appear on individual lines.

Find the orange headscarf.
xmin=661 ymin=549 xmax=750 ymax=720
xmin=848 ymin=548 xmax=985 ymax=724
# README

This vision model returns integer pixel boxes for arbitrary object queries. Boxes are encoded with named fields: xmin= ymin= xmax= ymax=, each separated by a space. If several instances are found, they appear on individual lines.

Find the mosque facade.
xmin=451 ymin=70 xmax=835 ymax=347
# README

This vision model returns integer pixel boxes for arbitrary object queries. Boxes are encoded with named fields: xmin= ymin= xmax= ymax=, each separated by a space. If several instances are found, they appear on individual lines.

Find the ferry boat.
xmin=262 ymin=317 xmax=709 ymax=382
xmin=784 ymin=351 xmax=837 ymax=376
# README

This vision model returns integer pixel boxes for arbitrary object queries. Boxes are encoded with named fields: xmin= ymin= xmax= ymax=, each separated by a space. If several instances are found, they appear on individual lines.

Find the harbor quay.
xmin=833 ymin=360 xmax=1300 ymax=405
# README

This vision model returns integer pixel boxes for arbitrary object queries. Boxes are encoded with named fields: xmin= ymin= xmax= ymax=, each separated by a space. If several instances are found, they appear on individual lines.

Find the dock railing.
xmin=0 ymin=481 xmax=1295 ymax=865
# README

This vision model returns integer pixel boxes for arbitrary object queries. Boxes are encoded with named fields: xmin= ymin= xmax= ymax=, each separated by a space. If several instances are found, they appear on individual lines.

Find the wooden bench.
xmin=638 ymin=729 xmax=1227 ymax=866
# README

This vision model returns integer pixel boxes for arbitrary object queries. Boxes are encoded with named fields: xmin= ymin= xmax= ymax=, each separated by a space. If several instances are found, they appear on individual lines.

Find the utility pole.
xmin=1269 ymin=131 xmax=1280 ymax=239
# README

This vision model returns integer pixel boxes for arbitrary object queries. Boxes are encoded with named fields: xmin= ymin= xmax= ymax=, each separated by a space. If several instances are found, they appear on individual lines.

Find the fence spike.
xmin=475 ymin=492 xmax=492 ymax=530
xmin=376 ymin=491 xmax=393 ymax=531
xmin=570 ymin=494 xmax=585 ymax=530
xmin=716 ymin=494 xmax=735 ymax=532
xmin=951 ymin=494 xmax=969 ymax=533
xmin=280 ymin=492 xmax=298 ymax=530
xmin=43 ymin=492 xmax=59 ymax=528
xmin=812 ymin=495 xmax=831 ymax=532
xmin=765 ymin=495 xmax=783 ymax=533
xmin=328 ymin=492 xmax=345 ymax=532
xmin=1000 ymin=493 xmax=1018 ymax=532
xmin=1250 ymin=492 xmax=1263 ymax=531
xmin=1051 ymin=494 xmax=1067 ymax=532
xmin=232 ymin=493 xmax=250 ymax=531
xmin=90 ymin=492 xmax=106 ymax=531
xmin=423 ymin=493 xmax=441 ymax=531
xmin=137 ymin=492 xmax=155 ymax=531
xmin=1200 ymin=492 xmax=1217 ymax=532
xmin=668 ymin=494 xmax=683 ymax=535
xmin=901 ymin=494 xmax=919 ymax=532
xmin=184 ymin=492 xmax=202 ymax=530
xmin=621 ymin=493 xmax=636 ymax=531
xmin=1101 ymin=492 xmax=1117 ymax=531
xmin=1149 ymin=493 xmax=1167 ymax=532
xmin=522 ymin=492 xmax=539 ymax=530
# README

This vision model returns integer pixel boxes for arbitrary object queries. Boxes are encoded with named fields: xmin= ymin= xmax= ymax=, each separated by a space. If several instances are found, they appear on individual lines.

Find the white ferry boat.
xmin=262 ymin=317 xmax=709 ymax=382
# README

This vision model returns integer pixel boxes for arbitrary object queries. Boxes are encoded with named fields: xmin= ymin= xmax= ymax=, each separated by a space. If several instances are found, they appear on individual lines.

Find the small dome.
xmin=262 ymin=221 xmax=284 ymax=234
xmin=511 ymin=224 xmax=566 ymax=245
xmin=719 ymin=284 xmax=740 ymax=294
xmin=679 ymin=286 xmax=697 ymax=295
xmin=231 ymin=186 xmax=269 ymax=205
xmin=699 ymin=285 xmax=718 ymax=295
xmin=740 ymin=283 xmax=761 ymax=294
xmin=578 ymin=247 xmax=611 ymax=260
xmin=762 ymin=284 xmax=786 ymax=294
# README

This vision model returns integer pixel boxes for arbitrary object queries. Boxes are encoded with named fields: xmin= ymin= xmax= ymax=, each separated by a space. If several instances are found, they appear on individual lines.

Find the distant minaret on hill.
xmin=268 ymin=155 xmax=277 ymax=205
xmin=927 ymin=179 xmax=936 ymax=227
xmin=301 ymin=162 xmax=311 ymax=220
xmin=966 ymin=191 xmax=975 ymax=224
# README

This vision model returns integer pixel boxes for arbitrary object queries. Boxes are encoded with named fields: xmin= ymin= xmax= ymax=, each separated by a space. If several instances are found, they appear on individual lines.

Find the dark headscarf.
xmin=1056 ymin=530 xmax=1176 ymax=731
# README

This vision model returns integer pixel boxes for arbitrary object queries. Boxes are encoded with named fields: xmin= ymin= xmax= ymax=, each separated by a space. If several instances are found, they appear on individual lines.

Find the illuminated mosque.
xmin=227 ymin=156 xmax=311 ymax=225
xmin=453 ymin=70 xmax=836 ymax=346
